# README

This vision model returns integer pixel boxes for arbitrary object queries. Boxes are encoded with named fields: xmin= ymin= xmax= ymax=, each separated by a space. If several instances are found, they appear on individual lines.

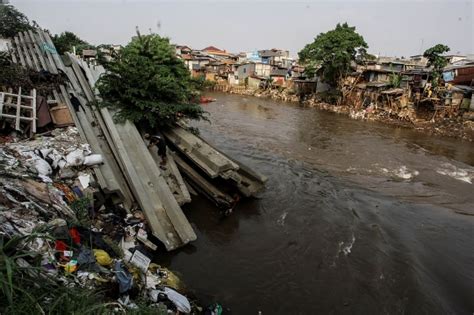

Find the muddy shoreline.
xmin=217 ymin=87 xmax=474 ymax=142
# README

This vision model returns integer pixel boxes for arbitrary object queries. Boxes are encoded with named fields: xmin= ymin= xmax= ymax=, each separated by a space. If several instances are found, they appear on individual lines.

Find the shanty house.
xmin=175 ymin=45 xmax=192 ymax=55
xmin=258 ymin=49 xmax=290 ymax=66
xmin=202 ymin=46 xmax=232 ymax=59
xmin=236 ymin=62 xmax=272 ymax=80
xmin=443 ymin=61 xmax=474 ymax=86
xmin=270 ymin=67 xmax=288 ymax=85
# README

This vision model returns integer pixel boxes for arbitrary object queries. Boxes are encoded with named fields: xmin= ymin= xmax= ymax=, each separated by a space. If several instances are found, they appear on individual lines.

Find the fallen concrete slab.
xmin=172 ymin=152 xmax=235 ymax=211
xmin=163 ymin=126 xmax=239 ymax=178
xmin=143 ymin=135 xmax=191 ymax=206
xmin=100 ymin=110 xmax=197 ymax=250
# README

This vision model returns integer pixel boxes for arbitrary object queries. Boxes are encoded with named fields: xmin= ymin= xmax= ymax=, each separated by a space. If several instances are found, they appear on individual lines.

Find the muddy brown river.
xmin=161 ymin=92 xmax=474 ymax=314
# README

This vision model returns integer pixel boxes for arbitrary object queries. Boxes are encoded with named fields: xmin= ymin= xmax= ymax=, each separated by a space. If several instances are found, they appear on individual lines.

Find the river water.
xmin=162 ymin=92 xmax=474 ymax=314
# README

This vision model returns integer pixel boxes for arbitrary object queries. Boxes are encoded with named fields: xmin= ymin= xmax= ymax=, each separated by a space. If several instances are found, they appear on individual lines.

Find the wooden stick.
xmin=31 ymin=89 xmax=36 ymax=133
xmin=0 ymin=92 xmax=4 ymax=116
xmin=15 ymin=87 xmax=22 ymax=131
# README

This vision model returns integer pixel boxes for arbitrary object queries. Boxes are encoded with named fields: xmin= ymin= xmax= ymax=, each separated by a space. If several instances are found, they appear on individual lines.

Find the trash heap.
xmin=0 ymin=127 xmax=205 ymax=314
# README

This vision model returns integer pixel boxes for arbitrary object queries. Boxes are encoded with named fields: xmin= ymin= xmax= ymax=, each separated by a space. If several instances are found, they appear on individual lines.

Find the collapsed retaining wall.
xmin=211 ymin=85 xmax=474 ymax=142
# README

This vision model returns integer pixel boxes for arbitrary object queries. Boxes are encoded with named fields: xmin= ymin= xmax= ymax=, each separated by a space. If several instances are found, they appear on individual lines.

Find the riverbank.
xmin=178 ymin=93 xmax=474 ymax=314
xmin=0 ymin=127 xmax=206 ymax=314
xmin=219 ymin=86 xmax=474 ymax=142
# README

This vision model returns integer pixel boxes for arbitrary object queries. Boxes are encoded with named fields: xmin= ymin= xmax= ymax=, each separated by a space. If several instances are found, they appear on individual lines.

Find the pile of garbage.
xmin=0 ymin=127 xmax=213 ymax=314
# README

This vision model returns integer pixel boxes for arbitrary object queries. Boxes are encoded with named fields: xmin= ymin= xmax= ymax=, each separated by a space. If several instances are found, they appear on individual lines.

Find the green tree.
xmin=298 ymin=23 xmax=368 ymax=87
xmin=0 ymin=5 xmax=33 ymax=38
xmin=423 ymin=44 xmax=450 ymax=87
xmin=52 ymin=31 xmax=92 ymax=55
xmin=97 ymin=32 xmax=206 ymax=128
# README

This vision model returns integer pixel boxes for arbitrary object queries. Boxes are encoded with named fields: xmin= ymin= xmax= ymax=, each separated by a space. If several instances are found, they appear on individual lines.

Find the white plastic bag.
xmin=83 ymin=154 xmax=103 ymax=166
xmin=66 ymin=149 xmax=85 ymax=166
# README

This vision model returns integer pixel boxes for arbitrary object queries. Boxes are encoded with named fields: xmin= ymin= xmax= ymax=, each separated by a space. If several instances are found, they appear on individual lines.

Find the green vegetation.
xmin=52 ymin=31 xmax=94 ymax=55
xmin=298 ymin=23 xmax=368 ymax=87
xmin=0 ymin=233 xmax=107 ymax=314
xmin=0 ymin=5 xmax=33 ymax=38
xmin=423 ymin=44 xmax=450 ymax=87
xmin=389 ymin=70 xmax=402 ymax=88
xmin=97 ymin=32 xmax=207 ymax=128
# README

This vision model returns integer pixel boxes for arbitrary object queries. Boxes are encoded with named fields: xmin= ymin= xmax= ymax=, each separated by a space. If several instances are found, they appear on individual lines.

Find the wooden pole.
xmin=0 ymin=92 xmax=4 ymax=117
xmin=15 ymin=87 xmax=22 ymax=131
xmin=31 ymin=89 xmax=36 ymax=134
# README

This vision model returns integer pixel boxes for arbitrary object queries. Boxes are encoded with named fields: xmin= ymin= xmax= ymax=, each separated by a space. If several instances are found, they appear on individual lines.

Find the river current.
xmin=162 ymin=92 xmax=474 ymax=314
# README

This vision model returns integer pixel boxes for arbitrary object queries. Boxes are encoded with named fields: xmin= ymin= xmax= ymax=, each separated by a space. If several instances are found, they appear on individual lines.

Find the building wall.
xmin=255 ymin=63 xmax=271 ymax=77
xmin=237 ymin=63 xmax=255 ymax=80
xmin=248 ymin=77 xmax=262 ymax=89
xmin=228 ymin=75 xmax=239 ymax=86
xmin=0 ymin=38 xmax=11 ymax=52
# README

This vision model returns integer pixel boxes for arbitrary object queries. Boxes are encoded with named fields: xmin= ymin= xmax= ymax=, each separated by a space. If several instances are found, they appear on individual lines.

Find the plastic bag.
xmin=93 ymin=249 xmax=112 ymax=266
xmin=66 ymin=149 xmax=85 ymax=166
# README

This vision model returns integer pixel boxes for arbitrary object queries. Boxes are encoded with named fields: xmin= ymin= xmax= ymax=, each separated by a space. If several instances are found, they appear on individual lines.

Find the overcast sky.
xmin=12 ymin=0 xmax=474 ymax=58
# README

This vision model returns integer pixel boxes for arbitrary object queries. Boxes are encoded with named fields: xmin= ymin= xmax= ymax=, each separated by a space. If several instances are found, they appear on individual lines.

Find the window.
xmin=243 ymin=68 xmax=247 ymax=73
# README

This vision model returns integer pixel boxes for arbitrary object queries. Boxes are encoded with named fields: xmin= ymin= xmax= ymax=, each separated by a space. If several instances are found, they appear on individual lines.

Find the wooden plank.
xmin=3 ymin=103 xmax=36 ymax=109
xmin=17 ymin=32 xmax=34 ymax=69
xmin=21 ymin=31 xmax=41 ymax=71
xmin=31 ymin=89 xmax=36 ymax=133
xmin=15 ymin=87 xmax=21 ymax=131
xmin=27 ymin=30 xmax=48 ymax=71
xmin=0 ymin=113 xmax=34 ymax=121
xmin=0 ymin=93 xmax=4 ymax=116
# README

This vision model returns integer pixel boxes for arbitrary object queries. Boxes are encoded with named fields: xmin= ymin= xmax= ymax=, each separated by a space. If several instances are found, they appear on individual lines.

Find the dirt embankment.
xmin=217 ymin=86 xmax=474 ymax=142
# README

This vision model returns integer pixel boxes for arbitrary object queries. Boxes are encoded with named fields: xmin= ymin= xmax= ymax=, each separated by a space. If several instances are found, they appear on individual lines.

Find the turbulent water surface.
xmin=161 ymin=92 xmax=474 ymax=314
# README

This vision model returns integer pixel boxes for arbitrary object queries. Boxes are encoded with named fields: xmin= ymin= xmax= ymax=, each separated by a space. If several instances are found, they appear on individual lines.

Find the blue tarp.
xmin=443 ymin=71 xmax=454 ymax=82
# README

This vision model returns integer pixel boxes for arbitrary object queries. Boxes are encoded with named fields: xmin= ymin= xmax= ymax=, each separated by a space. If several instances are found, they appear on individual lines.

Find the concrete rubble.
xmin=0 ymin=130 xmax=204 ymax=313
xmin=1 ymin=28 xmax=267 ymax=313
xmin=6 ymin=28 xmax=266 ymax=252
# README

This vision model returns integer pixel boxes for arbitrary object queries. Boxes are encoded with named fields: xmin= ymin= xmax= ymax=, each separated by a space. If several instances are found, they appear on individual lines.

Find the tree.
xmin=52 ymin=31 xmax=92 ymax=55
xmin=0 ymin=5 xmax=33 ymax=38
xmin=298 ymin=23 xmax=368 ymax=87
xmin=423 ymin=44 xmax=450 ymax=87
xmin=97 ymin=32 xmax=206 ymax=128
